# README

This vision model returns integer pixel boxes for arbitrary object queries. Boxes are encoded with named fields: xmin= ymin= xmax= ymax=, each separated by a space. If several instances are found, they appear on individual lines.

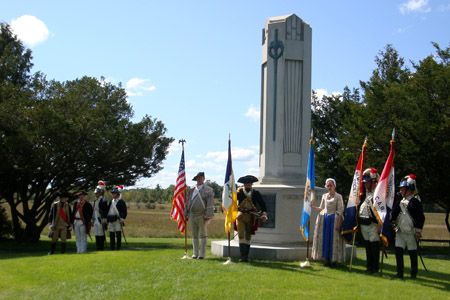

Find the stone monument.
xmin=212 ymin=14 xmax=352 ymax=261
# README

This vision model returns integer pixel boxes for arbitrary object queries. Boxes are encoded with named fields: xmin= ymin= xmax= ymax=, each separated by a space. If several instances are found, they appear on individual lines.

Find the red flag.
xmin=170 ymin=148 xmax=186 ymax=234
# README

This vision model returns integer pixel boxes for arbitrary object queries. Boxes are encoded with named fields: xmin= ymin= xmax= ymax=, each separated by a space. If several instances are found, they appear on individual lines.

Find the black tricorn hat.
xmin=192 ymin=172 xmax=205 ymax=181
xmin=237 ymin=175 xmax=258 ymax=184
xmin=59 ymin=192 xmax=71 ymax=198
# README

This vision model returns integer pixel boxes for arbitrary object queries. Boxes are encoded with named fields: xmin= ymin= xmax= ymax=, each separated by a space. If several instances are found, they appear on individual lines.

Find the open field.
xmin=3 ymin=202 xmax=450 ymax=242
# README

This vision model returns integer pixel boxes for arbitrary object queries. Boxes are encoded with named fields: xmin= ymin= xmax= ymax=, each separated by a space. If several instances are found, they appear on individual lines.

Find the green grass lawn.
xmin=1 ymin=238 xmax=449 ymax=300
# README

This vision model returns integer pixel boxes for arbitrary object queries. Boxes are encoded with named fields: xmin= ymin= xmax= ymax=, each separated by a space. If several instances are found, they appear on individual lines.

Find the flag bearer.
xmin=185 ymin=172 xmax=215 ymax=259
xmin=92 ymin=181 xmax=108 ymax=250
xmin=358 ymin=168 xmax=381 ymax=273
xmin=391 ymin=174 xmax=425 ymax=279
xmin=236 ymin=175 xmax=267 ymax=262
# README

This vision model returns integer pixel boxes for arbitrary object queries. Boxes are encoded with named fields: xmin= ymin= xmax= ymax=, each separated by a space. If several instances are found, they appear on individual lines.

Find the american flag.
xmin=170 ymin=149 xmax=186 ymax=234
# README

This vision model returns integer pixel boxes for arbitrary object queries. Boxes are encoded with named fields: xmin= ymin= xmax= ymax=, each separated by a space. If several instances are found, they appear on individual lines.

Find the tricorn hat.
xmin=192 ymin=172 xmax=205 ymax=181
xmin=237 ymin=175 xmax=258 ymax=184
xmin=77 ymin=190 xmax=88 ymax=196
xmin=59 ymin=191 xmax=71 ymax=198
xmin=111 ymin=188 xmax=121 ymax=194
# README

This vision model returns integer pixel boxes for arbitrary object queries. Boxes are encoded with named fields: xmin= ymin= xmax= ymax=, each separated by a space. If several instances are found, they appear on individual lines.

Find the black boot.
xmin=116 ymin=232 xmax=122 ymax=250
xmin=409 ymin=250 xmax=418 ymax=279
xmin=61 ymin=243 xmax=66 ymax=254
xmin=110 ymin=232 xmax=115 ymax=251
xmin=392 ymin=247 xmax=404 ymax=279
xmin=372 ymin=241 xmax=380 ymax=274
xmin=95 ymin=236 xmax=101 ymax=251
xmin=246 ymin=244 xmax=251 ymax=261
xmin=48 ymin=243 xmax=56 ymax=255
xmin=99 ymin=235 xmax=105 ymax=251
xmin=239 ymin=244 xmax=248 ymax=262
xmin=365 ymin=240 xmax=373 ymax=273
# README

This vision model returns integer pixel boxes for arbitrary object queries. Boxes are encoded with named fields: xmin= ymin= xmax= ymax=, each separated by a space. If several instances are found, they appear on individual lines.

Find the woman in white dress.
xmin=311 ymin=178 xmax=346 ymax=266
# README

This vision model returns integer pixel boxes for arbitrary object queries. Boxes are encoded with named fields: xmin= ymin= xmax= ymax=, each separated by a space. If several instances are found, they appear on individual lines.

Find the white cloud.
xmin=126 ymin=78 xmax=156 ymax=97
xmin=244 ymin=104 xmax=260 ymax=122
xmin=438 ymin=4 xmax=450 ymax=12
xmin=10 ymin=15 xmax=49 ymax=47
xmin=167 ymin=140 xmax=181 ymax=157
xmin=396 ymin=25 xmax=413 ymax=34
xmin=399 ymin=0 xmax=431 ymax=15
xmin=206 ymin=147 xmax=257 ymax=163
xmin=314 ymin=88 xmax=341 ymax=100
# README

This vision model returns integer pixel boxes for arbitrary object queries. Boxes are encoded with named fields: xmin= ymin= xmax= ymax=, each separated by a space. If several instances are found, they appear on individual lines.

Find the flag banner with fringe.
xmin=170 ymin=149 xmax=187 ymax=234
xmin=222 ymin=138 xmax=237 ymax=234
xmin=341 ymin=139 xmax=367 ymax=242
xmin=373 ymin=138 xmax=395 ymax=246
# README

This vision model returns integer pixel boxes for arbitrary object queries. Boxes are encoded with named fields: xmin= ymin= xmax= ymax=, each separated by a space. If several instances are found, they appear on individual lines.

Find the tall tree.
xmin=0 ymin=23 xmax=173 ymax=242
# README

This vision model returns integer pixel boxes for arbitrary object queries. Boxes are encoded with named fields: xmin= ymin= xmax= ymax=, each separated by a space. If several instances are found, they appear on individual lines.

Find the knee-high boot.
xmin=409 ymin=250 xmax=418 ymax=279
xmin=239 ymin=243 xmax=248 ymax=262
xmin=365 ymin=240 xmax=372 ymax=272
xmin=110 ymin=232 xmax=116 ymax=251
xmin=393 ymin=247 xmax=404 ymax=279
xmin=246 ymin=244 xmax=251 ymax=261
xmin=100 ymin=235 xmax=105 ymax=250
xmin=116 ymin=232 xmax=122 ymax=250
xmin=372 ymin=241 xmax=380 ymax=273
xmin=61 ymin=243 xmax=66 ymax=254
xmin=48 ymin=242 xmax=56 ymax=255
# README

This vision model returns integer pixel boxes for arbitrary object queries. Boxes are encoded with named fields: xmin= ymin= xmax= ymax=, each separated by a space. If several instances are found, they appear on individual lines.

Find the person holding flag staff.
xmin=391 ymin=174 xmax=425 ymax=279
xmin=184 ymin=172 xmax=215 ymax=259
xmin=72 ymin=191 xmax=93 ymax=254
xmin=48 ymin=192 xmax=72 ymax=255
xmin=106 ymin=187 xmax=127 ymax=250
xmin=358 ymin=168 xmax=382 ymax=274
xmin=311 ymin=178 xmax=346 ymax=266
xmin=92 ymin=181 xmax=108 ymax=250
xmin=235 ymin=175 xmax=267 ymax=262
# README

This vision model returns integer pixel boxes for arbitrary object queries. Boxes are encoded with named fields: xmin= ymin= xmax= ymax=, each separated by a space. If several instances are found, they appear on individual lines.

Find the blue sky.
xmin=3 ymin=0 xmax=449 ymax=189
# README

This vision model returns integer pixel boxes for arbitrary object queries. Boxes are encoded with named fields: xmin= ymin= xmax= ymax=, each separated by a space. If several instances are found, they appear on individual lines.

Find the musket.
xmin=416 ymin=239 xmax=428 ymax=272
xmin=120 ymin=221 xmax=128 ymax=246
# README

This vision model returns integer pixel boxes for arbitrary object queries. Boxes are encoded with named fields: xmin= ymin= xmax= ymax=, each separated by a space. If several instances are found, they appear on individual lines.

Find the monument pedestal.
xmin=211 ymin=240 xmax=356 ymax=262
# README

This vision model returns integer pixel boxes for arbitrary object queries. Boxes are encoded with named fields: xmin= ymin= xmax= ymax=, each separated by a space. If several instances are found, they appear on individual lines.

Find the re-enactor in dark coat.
xmin=235 ymin=175 xmax=267 ymax=262
xmin=357 ymin=168 xmax=382 ymax=273
xmin=105 ymin=187 xmax=127 ymax=250
xmin=48 ymin=192 xmax=73 ymax=255
xmin=391 ymin=174 xmax=425 ymax=279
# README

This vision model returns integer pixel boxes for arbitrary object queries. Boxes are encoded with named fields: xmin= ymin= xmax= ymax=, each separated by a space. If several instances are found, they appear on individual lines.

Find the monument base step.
xmin=211 ymin=240 xmax=356 ymax=261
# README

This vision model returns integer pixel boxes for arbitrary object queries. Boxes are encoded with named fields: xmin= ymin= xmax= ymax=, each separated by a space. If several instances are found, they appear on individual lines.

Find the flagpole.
xmin=348 ymin=137 xmax=367 ymax=270
xmin=178 ymin=139 xmax=189 ymax=260
xmin=222 ymin=135 xmax=235 ymax=265
xmin=224 ymin=230 xmax=233 ymax=265
xmin=300 ymin=130 xmax=314 ymax=268
xmin=374 ymin=128 xmax=395 ymax=274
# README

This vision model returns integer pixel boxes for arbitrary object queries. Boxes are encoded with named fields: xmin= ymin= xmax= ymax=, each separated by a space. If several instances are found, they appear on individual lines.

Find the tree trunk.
xmin=8 ymin=194 xmax=50 ymax=243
